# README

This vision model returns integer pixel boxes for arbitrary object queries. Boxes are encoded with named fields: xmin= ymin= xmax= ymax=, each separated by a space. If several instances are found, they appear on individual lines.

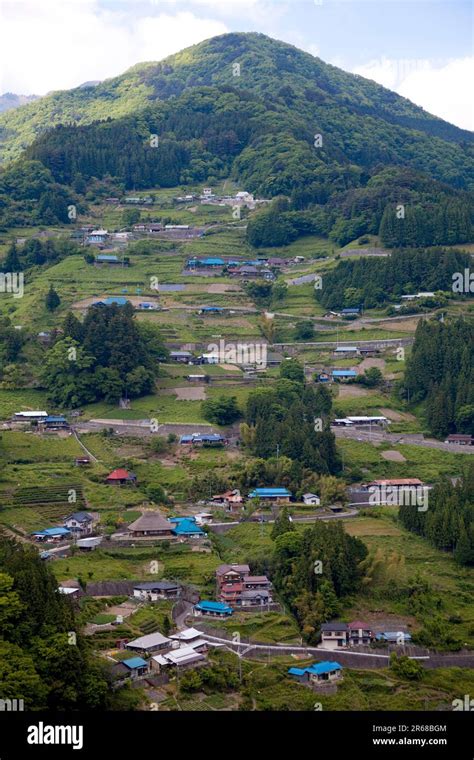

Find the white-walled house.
xmin=302 ymin=493 xmax=321 ymax=506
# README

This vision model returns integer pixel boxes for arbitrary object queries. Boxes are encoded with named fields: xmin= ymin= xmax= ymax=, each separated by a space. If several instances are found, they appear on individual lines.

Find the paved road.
xmin=192 ymin=631 xmax=474 ymax=670
xmin=74 ymin=420 xmax=219 ymax=437
xmin=334 ymin=426 xmax=474 ymax=454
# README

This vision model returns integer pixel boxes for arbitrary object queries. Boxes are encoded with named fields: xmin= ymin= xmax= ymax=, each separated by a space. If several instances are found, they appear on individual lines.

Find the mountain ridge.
xmin=0 ymin=32 xmax=472 ymax=167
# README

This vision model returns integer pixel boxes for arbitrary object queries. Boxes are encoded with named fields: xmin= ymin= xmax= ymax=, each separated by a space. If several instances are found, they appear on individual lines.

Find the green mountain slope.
xmin=0 ymin=32 xmax=472 ymax=166
xmin=0 ymin=33 xmax=472 ymax=244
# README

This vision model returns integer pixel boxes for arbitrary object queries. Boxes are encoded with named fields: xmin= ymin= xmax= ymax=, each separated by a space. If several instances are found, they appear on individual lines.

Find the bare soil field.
xmin=358 ymin=357 xmax=386 ymax=371
xmin=379 ymin=407 xmax=417 ymax=422
xmin=379 ymin=318 xmax=419 ymax=332
xmin=337 ymin=385 xmax=371 ymax=398
xmin=166 ymin=386 xmax=207 ymax=401
xmin=381 ymin=449 xmax=407 ymax=462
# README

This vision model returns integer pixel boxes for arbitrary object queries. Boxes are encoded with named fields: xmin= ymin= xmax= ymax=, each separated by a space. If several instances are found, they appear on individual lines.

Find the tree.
xmin=63 ymin=312 xmax=84 ymax=342
xmin=45 ymin=285 xmax=60 ymax=311
xmin=121 ymin=208 xmax=140 ymax=227
xmin=41 ymin=338 xmax=97 ymax=407
xmin=389 ymin=653 xmax=423 ymax=681
xmin=280 ymin=358 xmax=304 ymax=383
xmin=162 ymin=615 xmax=171 ymax=637
xmin=295 ymin=321 xmax=314 ymax=340
xmin=359 ymin=367 xmax=383 ymax=388
xmin=271 ymin=506 xmax=295 ymax=539
xmin=1 ymin=243 xmax=22 ymax=272
xmin=0 ymin=572 xmax=23 ymax=635
xmin=318 ymin=476 xmax=348 ymax=507
xmin=202 ymin=396 xmax=241 ymax=425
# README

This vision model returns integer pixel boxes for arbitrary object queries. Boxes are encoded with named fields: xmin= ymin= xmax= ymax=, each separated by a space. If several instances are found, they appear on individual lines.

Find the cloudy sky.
xmin=0 ymin=0 xmax=472 ymax=130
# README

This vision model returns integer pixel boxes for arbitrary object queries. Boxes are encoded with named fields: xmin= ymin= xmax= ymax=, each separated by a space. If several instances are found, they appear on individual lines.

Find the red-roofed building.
xmin=106 ymin=468 xmax=137 ymax=486
xmin=348 ymin=621 xmax=373 ymax=645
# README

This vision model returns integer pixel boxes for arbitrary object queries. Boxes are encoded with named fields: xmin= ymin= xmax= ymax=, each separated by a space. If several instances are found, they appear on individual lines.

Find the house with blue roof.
xmin=39 ymin=415 xmax=69 ymax=429
xmin=187 ymin=257 xmax=225 ymax=268
xmin=375 ymin=631 xmax=412 ymax=644
xmin=288 ymin=661 xmax=342 ymax=685
xmin=179 ymin=433 xmax=227 ymax=446
xmin=32 ymin=527 xmax=71 ymax=543
xmin=332 ymin=370 xmax=357 ymax=382
xmin=111 ymin=656 xmax=149 ymax=684
xmin=198 ymin=306 xmax=224 ymax=314
xmin=93 ymin=296 xmax=130 ymax=307
xmin=248 ymin=487 xmax=292 ymax=503
xmin=194 ymin=600 xmax=233 ymax=617
xmin=95 ymin=254 xmax=122 ymax=265
xmin=169 ymin=518 xmax=205 ymax=538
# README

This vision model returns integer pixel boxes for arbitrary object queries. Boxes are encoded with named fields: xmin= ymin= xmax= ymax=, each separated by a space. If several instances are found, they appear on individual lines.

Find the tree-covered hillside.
xmin=402 ymin=318 xmax=474 ymax=437
xmin=1 ymin=32 xmax=473 ymax=238
xmin=1 ymin=32 xmax=473 ymax=166
xmin=316 ymin=248 xmax=472 ymax=310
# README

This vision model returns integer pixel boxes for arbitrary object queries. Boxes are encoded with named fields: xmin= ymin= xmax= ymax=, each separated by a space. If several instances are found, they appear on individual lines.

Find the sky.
xmin=0 ymin=0 xmax=472 ymax=130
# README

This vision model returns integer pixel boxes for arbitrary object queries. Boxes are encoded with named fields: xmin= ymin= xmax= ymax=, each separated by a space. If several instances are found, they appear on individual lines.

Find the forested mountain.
xmin=0 ymin=33 xmax=473 ymax=239
xmin=402 ymin=318 xmax=474 ymax=437
xmin=1 ymin=32 xmax=472 ymax=165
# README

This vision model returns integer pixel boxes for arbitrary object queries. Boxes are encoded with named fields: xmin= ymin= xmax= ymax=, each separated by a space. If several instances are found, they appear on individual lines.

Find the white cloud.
xmin=0 ymin=1 xmax=228 ymax=95
xmin=353 ymin=56 xmax=474 ymax=131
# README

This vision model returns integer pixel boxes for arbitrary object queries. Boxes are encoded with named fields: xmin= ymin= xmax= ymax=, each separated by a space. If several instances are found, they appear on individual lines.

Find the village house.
xmin=332 ymin=416 xmax=389 ymax=428
xmin=105 ymin=468 xmax=137 ymax=486
xmin=127 ymin=512 xmax=175 ymax=539
xmin=32 ymin=527 xmax=71 ymax=543
xmin=334 ymin=346 xmax=359 ymax=356
xmin=169 ymin=628 xmax=208 ymax=653
xmin=75 ymin=457 xmax=91 ymax=466
xmin=216 ymin=564 xmax=273 ymax=608
xmin=247 ymin=487 xmax=292 ymax=504
xmin=94 ymin=254 xmax=125 ymax=266
xmin=132 ymin=581 xmax=181 ymax=602
xmin=216 ymin=564 xmax=250 ymax=591
xmin=316 ymin=372 xmax=331 ymax=383
xmin=179 ymin=433 xmax=227 ymax=447
xmin=169 ymin=517 xmax=206 ymax=539
xmin=76 ymin=536 xmax=102 ymax=551
xmin=126 ymin=631 xmax=172 ymax=655
xmin=445 ymin=434 xmax=473 ymax=446
xmin=363 ymin=478 xmax=426 ymax=506
xmin=111 ymin=657 xmax=149 ymax=686
xmin=288 ymin=661 xmax=343 ymax=686
xmin=320 ymin=621 xmax=374 ymax=648
xmin=194 ymin=600 xmax=234 ymax=617
xmin=211 ymin=489 xmax=244 ymax=512
xmin=375 ymin=631 xmax=412 ymax=644
xmin=87 ymin=229 xmax=108 ymax=245
xmin=332 ymin=370 xmax=357 ymax=382
xmin=302 ymin=493 xmax=321 ymax=506
xmin=238 ymin=589 xmax=272 ymax=608
xmin=348 ymin=621 xmax=374 ymax=645
xmin=320 ymin=622 xmax=349 ymax=649
xmin=152 ymin=646 xmax=207 ymax=673
xmin=37 ymin=415 xmax=69 ymax=430
xmin=12 ymin=411 xmax=48 ymax=423
xmin=63 ymin=511 xmax=94 ymax=535
xmin=92 ymin=297 xmax=130 ymax=308
xmin=169 ymin=350 xmax=193 ymax=363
